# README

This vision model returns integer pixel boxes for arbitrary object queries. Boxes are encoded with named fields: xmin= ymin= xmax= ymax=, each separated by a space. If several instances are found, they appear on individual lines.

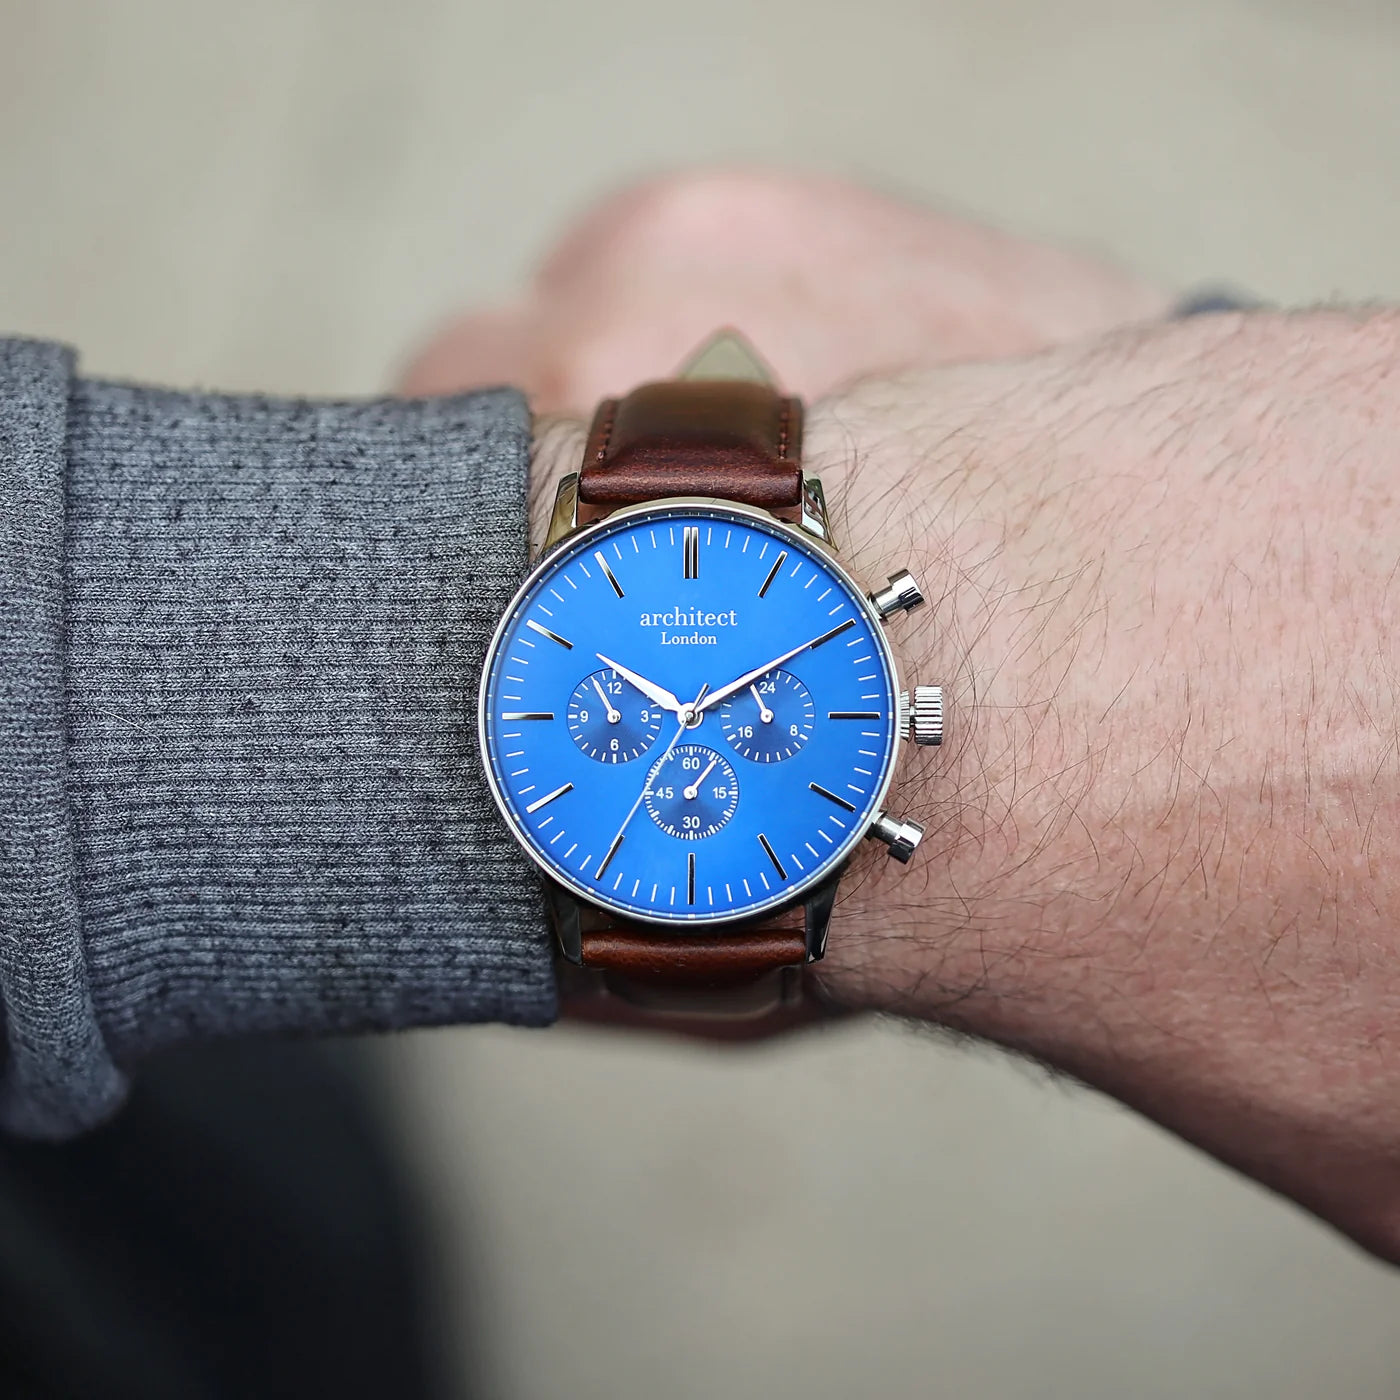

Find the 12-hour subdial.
xmin=718 ymin=668 xmax=815 ymax=763
xmin=567 ymin=667 xmax=664 ymax=763
xmin=644 ymin=744 xmax=739 ymax=841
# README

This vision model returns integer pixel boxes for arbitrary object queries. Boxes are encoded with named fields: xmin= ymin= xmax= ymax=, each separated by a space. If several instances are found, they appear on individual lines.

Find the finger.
xmin=398 ymin=305 xmax=538 ymax=398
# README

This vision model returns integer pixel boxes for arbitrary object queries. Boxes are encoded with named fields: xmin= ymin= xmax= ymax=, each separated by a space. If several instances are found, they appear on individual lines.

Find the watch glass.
xmin=479 ymin=503 xmax=900 ymax=925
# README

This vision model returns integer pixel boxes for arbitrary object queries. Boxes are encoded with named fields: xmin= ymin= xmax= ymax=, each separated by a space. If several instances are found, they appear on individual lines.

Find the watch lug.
xmin=799 ymin=474 xmax=837 ymax=550
xmin=803 ymin=868 xmax=842 ymax=962
xmin=542 ymin=471 xmax=581 ymax=555
xmin=543 ymin=880 xmax=584 ymax=964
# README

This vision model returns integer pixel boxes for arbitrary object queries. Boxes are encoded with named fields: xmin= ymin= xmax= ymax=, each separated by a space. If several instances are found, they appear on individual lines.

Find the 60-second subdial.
xmin=718 ymin=668 xmax=815 ymax=763
xmin=645 ymin=744 xmax=739 ymax=840
xmin=567 ymin=667 xmax=664 ymax=763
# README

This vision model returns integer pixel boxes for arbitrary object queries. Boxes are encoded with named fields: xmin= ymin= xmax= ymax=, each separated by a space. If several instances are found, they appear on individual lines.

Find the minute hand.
xmin=697 ymin=621 xmax=851 ymax=714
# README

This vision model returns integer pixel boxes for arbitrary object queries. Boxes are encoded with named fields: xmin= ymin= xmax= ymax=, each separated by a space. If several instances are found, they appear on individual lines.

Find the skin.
xmin=406 ymin=171 xmax=1400 ymax=1263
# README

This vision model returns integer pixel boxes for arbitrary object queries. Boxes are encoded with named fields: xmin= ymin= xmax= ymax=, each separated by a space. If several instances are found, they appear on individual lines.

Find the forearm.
xmin=0 ymin=343 xmax=556 ymax=1136
xmin=807 ymin=311 xmax=1400 ymax=1258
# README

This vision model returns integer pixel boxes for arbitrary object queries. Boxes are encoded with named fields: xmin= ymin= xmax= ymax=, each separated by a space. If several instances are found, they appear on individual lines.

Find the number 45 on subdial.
xmin=718 ymin=669 xmax=814 ymax=763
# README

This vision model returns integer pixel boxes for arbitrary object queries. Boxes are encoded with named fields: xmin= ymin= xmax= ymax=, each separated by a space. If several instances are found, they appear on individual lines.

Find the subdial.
xmin=718 ymin=668 xmax=815 ymax=763
xmin=644 ymin=744 xmax=739 ymax=841
xmin=567 ymin=667 xmax=664 ymax=763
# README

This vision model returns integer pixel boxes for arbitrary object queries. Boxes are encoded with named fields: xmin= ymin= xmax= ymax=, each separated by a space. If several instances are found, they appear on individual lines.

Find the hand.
xmin=681 ymin=756 xmax=719 ymax=802
xmin=594 ymin=652 xmax=684 ymax=717
xmin=400 ymin=168 xmax=1168 ymax=412
xmin=401 ymin=167 xmax=1172 ymax=554
xmin=748 ymin=684 xmax=774 ymax=725
xmin=590 ymin=675 xmax=621 ymax=725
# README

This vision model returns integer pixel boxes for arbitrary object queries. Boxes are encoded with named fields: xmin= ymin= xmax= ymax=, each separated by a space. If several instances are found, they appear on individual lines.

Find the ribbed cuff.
xmin=59 ymin=378 xmax=555 ymax=1093
xmin=0 ymin=339 xmax=126 ymax=1137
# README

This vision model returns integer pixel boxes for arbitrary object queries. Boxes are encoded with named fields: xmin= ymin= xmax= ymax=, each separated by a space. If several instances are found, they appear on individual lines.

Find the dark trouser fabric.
xmin=0 ymin=1042 xmax=453 ymax=1400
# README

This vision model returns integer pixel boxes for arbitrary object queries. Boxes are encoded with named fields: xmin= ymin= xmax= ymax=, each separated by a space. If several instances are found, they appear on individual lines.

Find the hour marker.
xmin=524 ymin=782 xmax=573 ymax=814
xmin=597 ymin=833 xmax=623 ymax=880
xmin=501 ymin=711 xmax=554 ymax=722
xmin=525 ymin=619 xmax=573 ymax=649
xmin=593 ymin=551 xmax=625 ymax=598
xmin=810 ymin=618 xmax=855 ymax=649
xmin=828 ymin=710 xmax=880 ymax=720
xmin=758 ymin=833 xmax=787 ymax=881
xmin=683 ymin=526 xmax=700 ymax=579
xmin=810 ymin=782 xmax=857 ymax=813
xmin=687 ymin=851 xmax=696 ymax=904
xmin=757 ymin=550 xmax=787 ymax=598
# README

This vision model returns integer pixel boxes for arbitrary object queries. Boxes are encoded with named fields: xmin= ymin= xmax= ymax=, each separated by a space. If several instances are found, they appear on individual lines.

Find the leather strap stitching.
xmin=591 ymin=398 xmax=618 ymax=465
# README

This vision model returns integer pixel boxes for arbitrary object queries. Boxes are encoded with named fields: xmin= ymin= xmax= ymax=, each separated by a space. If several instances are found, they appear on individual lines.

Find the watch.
xmin=478 ymin=333 xmax=944 ymax=1022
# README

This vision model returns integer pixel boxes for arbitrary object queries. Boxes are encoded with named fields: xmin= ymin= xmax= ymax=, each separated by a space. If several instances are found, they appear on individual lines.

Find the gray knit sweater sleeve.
xmin=0 ymin=337 xmax=556 ymax=1139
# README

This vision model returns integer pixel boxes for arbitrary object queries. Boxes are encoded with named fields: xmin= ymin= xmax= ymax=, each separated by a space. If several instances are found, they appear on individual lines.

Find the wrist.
xmin=803 ymin=312 xmax=1400 ymax=1256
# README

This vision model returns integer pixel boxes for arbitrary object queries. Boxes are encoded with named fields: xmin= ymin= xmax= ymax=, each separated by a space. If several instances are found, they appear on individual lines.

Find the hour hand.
xmin=595 ymin=653 xmax=683 ymax=716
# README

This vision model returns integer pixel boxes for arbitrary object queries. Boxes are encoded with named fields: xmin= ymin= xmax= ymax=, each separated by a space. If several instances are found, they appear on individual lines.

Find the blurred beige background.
xmin=4 ymin=0 xmax=1400 ymax=1395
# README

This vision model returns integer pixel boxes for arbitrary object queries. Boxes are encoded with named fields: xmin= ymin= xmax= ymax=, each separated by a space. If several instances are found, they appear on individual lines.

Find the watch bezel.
xmin=477 ymin=496 xmax=904 ymax=930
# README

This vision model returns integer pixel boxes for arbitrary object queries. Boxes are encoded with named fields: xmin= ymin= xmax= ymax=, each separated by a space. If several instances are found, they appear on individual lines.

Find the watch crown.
xmin=870 ymin=569 xmax=925 ymax=619
xmin=868 ymin=811 xmax=925 ymax=863
xmin=912 ymin=685 xmax=944 ymax=746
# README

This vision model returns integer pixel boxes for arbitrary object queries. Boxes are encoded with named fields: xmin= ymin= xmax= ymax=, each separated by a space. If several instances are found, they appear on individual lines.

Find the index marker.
xmin=758 ymin=833 xmax=787 ymax=881
xmin=757 ymin=550 xmax=787 ymax=598
xmin=593 ymin=551 xmax=625 ymax=598
xmin=809 ymin=618 xmax=855 ymax=650
xmin=596 ymin=832 xmax=624 ymax=880
xmin=525 ymin=619 xmax=573 ymax=649
xmin=525 ymin=781 xmax=573 ymax=814
xmin=810 ymin=781 xmax=857 ymax=813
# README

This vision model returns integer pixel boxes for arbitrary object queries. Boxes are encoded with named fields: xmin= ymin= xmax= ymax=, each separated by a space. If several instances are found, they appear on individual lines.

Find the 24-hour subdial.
xmin=645 ymin=744 xmax=739 ymax=841
xmin=567 ymin=667 xmax=664 ymax=763
xmin=718 ymin=668 xmax=815 ymax=763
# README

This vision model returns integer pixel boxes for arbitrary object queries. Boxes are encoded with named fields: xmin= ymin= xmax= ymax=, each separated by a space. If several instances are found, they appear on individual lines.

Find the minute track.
xmin=479 ymin=502 xmax=901 ymax=925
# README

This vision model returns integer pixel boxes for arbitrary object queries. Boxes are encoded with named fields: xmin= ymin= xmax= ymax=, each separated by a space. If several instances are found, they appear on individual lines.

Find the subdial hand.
xmin=591 ymin=674 xmax=622 ymax=724
xmin=682 ymin=755 xmax=720 ymax=801
xmin=595 ymin=652 xmax=684 ymax=716
xmin=748 ymin=683 xmax=775 ymax=724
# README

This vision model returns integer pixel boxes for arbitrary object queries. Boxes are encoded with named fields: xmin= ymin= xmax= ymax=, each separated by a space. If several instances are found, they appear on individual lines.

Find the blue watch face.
xmin=479 ymin=503 xmax=900 ymax=925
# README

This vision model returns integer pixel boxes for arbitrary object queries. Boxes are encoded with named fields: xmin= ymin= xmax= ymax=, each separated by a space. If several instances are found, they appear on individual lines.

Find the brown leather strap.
xmin=579 ymin=929 xmax=808 ymax=987
xmin=571 ymin=375 xmax=811 ymax=1003
xmin=580 ymin=380 xmax=803 ymax=509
